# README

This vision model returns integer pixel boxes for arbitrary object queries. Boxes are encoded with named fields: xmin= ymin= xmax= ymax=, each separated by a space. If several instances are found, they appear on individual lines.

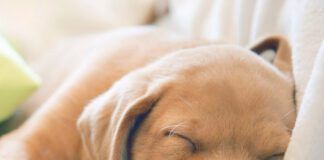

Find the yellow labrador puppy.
xmin=0 ymin=27 xmax=296 ymax=160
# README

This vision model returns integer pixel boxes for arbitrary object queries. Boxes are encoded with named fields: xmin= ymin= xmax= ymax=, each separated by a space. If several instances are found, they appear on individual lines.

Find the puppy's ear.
xmin=250 ymin=35 xmax=293 ymax=77
xmin=77 ymin=74 xmax=170 ymax=160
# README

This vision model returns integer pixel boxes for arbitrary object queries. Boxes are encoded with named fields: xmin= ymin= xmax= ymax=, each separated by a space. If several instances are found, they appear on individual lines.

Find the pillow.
xmin=0 ymin=34 xmax=41 ymax=122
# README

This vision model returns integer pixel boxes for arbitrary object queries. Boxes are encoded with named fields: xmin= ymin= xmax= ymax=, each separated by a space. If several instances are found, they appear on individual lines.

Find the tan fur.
xmin=0 ymin=27 xmax=295 ymax=160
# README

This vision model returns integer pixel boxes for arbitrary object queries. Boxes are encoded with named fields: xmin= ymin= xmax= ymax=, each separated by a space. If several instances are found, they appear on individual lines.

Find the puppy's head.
xmin=77 ymin=36 xmax=296 ymax=160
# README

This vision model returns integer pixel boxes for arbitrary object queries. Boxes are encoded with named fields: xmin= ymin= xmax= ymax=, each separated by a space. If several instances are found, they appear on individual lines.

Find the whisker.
xmin=177 ymin=96 xmax=194 ymax=108
xmin=281 ymin=109 xmax=296 ymax=120
xmin=160 ymin=122 xmax=186 ymax=136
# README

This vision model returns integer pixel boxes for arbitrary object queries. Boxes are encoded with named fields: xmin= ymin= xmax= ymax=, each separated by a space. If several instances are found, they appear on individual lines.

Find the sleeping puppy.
xmin=0 ymin=27 xmax=296 ymax=160
xmin=78 ymin=35 xmax=296 ymax=160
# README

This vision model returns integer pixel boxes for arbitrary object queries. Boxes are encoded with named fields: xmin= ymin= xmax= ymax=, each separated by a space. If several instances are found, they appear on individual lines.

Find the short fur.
xmin=0 ymin=27 xmax=296 ymax=160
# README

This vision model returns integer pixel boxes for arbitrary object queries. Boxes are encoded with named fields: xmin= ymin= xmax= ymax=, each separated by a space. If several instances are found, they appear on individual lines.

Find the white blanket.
xmin=155 ymin=0 xmax=324 ymax=159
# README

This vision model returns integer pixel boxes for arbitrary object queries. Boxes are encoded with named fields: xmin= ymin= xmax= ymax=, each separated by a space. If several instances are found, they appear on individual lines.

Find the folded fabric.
xmin=285 ymin=41 xmax=324 ymax=159
xmin=0 ymin=34 xmax=41 ymax=122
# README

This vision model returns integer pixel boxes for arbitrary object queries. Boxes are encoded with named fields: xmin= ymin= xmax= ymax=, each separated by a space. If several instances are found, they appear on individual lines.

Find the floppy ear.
xmin=249 ymin=35 xmax=293 ymax=77
xmin=77 ymin=74 xmax=170 ymax=160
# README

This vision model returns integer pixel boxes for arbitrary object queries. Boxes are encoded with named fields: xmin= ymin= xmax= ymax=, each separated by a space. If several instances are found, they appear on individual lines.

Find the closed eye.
xmin=264 ymin=153 xmax=284 ymax=160
xmin=164 ymin=131 xmax=198 ymax=152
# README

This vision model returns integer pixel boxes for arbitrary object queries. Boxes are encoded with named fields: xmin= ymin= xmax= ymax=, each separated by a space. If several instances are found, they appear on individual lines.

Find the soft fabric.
xmin=0 ymin=34 xmax=40 ymax=122
xmin=285 ymin=41 xmax=324 ymax=159
xmin=154 ymin=0 xmax=324 ymax=159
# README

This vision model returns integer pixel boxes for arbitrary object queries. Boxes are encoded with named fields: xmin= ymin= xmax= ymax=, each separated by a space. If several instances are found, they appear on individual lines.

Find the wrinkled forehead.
xmin=167 ymin=65 xmax=289 ymax=111
xmin=148 ymin=53 xmax=293 ymax=133
xmin=143 ymin=45 xmax=293 ymax=139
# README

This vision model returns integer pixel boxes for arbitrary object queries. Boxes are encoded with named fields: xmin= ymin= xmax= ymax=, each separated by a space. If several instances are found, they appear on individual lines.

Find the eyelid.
xmin=263 ymin=152 xmax=285 ymax=160
xmin=271 ymin=152 xmax=285 ymax=157
xmin=164 ymin=131 xmax=198 ymax=152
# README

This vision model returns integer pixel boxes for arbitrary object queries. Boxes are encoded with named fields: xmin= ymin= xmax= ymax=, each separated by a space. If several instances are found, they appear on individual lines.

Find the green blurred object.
xmin=0 ymin=33 xmax=41 ymax=122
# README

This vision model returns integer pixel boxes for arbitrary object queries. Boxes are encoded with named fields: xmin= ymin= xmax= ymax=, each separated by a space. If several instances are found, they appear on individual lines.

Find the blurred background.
xmin=0 ymin=0 xmax=158 ymax=64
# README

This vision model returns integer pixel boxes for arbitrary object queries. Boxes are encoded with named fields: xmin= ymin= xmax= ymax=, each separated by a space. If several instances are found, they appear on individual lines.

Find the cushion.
xmin=0 ymin=34 xmax=41 ymax=122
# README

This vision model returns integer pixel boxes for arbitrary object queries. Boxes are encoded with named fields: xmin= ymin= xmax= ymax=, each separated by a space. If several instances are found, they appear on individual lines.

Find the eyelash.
xmin=264 ymin=153 xmax=284 ymax=160
xmin=164 ymin=131 xmax=198 ymax=152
